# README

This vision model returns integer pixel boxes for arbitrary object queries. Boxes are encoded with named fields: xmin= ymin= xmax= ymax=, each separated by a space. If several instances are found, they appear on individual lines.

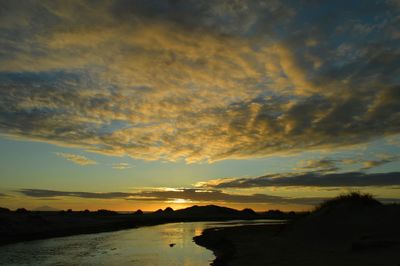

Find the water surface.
xmin=0 ymin=219 xmax=284 ymax=266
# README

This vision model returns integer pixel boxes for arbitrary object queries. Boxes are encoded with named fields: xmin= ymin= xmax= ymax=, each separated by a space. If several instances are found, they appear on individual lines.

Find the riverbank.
xmin=0 ymin=205 xmax=297 ymax=246
xmin=195 ymin=222 xmax=400 ymax=266
xmin=0 ymin=211 xmax=137 ymax=246
xmin=194 ymin=197 xmax=400 ymax=265
xmin=194 ymin=224 xmax=283 ymax=266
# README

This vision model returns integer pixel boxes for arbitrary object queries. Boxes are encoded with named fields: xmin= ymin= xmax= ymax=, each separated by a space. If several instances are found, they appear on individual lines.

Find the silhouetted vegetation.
xmin=164 ymin=207 xmax=174 ymax=213
xmin=134 ymin=209 xmax=143 ymax=215
xmin=15 ymin=208 xmax=29 ymax=213
xmin=154 ymin=209 xmax=163 ymax=214
xmin=266 ymin=209 xmax=283 ymax=214
xmin=96 ymin=209 xmax=118 ymax=215
xmin=314 ymin=192 xmax=382 ymax=213
xmin=241 ymin=208 xmax=256 ymax=215
xmin=0 ymin=207 xmax=10 ymax=213
xmin=265 ymin=209 xmax=283 ymax=216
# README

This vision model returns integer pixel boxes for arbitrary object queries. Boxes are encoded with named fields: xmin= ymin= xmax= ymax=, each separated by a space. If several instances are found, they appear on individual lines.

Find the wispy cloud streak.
xmin=55 ymin=152 xmax=97 ymax=165
xmin=196 ymin=172 xmax=400 ymax=189
xmin=112 ymin=163 xmax=133 ymax=169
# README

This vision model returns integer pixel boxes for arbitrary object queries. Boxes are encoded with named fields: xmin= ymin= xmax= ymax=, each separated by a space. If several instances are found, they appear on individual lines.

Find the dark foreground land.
xmin=0 ymin=205 xmax=296 ymax=246
xmin=194 ymin=194 xmax=400 ymax=266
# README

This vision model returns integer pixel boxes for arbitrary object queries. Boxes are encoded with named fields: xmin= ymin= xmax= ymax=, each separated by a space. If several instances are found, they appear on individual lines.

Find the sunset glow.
xmin=0 ymin=0 xmax=399 ymax=212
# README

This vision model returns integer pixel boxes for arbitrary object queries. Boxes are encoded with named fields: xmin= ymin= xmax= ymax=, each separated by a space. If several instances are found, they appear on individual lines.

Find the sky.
xmin=0 ymin=0 xmax=399 ymax=211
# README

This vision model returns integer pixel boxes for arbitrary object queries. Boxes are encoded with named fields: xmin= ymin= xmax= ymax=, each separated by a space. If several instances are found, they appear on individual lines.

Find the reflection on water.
xmin=0 ymin=219 xmax=283 ymax=266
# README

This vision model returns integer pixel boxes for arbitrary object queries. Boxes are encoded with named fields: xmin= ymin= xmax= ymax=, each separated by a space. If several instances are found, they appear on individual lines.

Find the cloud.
xmin=55 ymin=152 xmax=97 ymax=166
xmin=17 ymin=188 xmax=283 ymax=203
xmin=17 ymin=187 xmax=400 ymax=206
xmin=15 ymin=188 xmax=331 ymax=205
xmin=112 ymin=162 xmax=133 ymax=169
xmin=0 ymin=1 xmax=399 ymax=162
xmin=294 ymin=159 xmax=339 ymax=173
xmin=0 ymin=192 xmax=10 ymax=198
xmin=197 ymin=172 xmax=400 ymax=189
xmin=294 ymin=155 xmax=400 ymax=172
xmin=131 ymin=189 xmax=295 ymax=204
xmin=386 ymin=135 xmax=400 ymax=147
xmin=361 ymin=154 xmax=400 ymax=170
xmin=19 ymin=189 xmax=131 ymax=199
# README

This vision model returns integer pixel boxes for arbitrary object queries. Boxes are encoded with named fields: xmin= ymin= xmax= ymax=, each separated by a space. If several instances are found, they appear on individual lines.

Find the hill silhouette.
xmin=194 ymin=193 xmax=400 ymax=265
xmin=148 ymin=205 xmax=259 ymax=220
xmin=175 ymin=205 xmax=243 ymax=216
xmin=287 ymin=192 xmax=392 ymax=240
xmin=314 ymin=192 xmax=382 ymax=212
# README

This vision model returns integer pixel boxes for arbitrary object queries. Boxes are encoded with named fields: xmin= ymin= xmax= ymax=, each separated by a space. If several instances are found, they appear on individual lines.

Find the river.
xmin=0 ymin=219 xmax=284 ymax=266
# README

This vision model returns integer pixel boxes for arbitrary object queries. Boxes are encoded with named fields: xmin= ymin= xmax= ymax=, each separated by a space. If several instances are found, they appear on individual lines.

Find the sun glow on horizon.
xmin=0 ymin=1 xmax=399 ymax=211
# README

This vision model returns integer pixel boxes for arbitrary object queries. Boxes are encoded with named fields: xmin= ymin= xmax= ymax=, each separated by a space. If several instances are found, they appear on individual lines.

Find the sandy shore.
xmin=194 ymin=223 xmax=400 ymax=266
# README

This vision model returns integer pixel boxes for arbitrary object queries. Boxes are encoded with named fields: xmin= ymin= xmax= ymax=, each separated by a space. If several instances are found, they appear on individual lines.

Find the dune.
xmin=194 ymin=193 xmax=400 ymax=266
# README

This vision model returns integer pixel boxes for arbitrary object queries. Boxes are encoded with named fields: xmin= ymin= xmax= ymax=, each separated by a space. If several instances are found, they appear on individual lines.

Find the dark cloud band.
xmin=199 ymin=172 xmax=400 ymax=189
xmin=18 ymin=187 xmax=400 ymax=206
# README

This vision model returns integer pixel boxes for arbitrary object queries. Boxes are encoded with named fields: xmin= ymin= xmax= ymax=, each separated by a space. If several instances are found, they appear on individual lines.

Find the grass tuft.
xmin=313 ymin=191 xmax=382 ymax=213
